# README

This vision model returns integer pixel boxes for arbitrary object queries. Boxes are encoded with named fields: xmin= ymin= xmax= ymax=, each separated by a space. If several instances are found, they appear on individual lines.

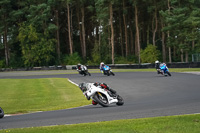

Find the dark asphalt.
xmin=0 ymin=71 xmax=200 ymax=130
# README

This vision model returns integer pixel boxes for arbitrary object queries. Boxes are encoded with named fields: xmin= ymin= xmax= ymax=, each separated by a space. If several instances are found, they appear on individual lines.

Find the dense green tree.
xmin=18 ymin=24 xmax=56 ymax=67
xmin=140 ymin=44 xmax=160 ymax=63
xmin=160 ymin=0 xmax=200 ymax=62
xmin=0 ymin=0 xmax=12 ymax=66
xmin=0 ymin=0 xmax=200 ymax=68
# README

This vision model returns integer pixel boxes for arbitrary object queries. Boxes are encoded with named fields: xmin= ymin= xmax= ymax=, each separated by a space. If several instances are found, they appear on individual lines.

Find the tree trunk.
xmin=99 ymin=21 xmax=101 ymax=55
xmin=161 ymin=22 xmax=166 ymax=62
xmin=167 ymin=0 xmax=172 ymax=63
xmin=185 ymin=51 xmax=188 ymax=62
xmin=147 ymin=25 xmax=150 ymax=45
xmin=168 ymin=46 xmax=172 ymax=63
xmin=67 ymin=4 xmax=73 ymax=54
xmin=135 ymin=34 xmax=138 ymax=56
xmin=181 ymin=49 xmax=184 ymax=62
xmin=119 ymin=13 xmax=124 ymax=57
xmin=76 ymin=6 xmax=84 ymax=58
xmin=4 ymin=26 xmax=9 ymax=66
xmin=135 ymin=4 xmax=140 ymax=63
xmin=3 ymin=14 xmax=9 ymax=66
xmin=130 ymin=27 xmax=134 ymax=55
xmin=192 ymin=40 xmax=195 ymax=50
xmin=110 ymin=2 xmax=114 ymax=64
xmin=81 ymin=7 xmax=86 ymax=59
xmin=173 ymin=46 xmax=176 ymax=59
xmin=70 ymin=8 xmax=73 ymax=51
xmin=123 ymin=0 xmax=128 ymax=57
xmin=55 ymin=10 xmax=60 ymax=61
xmin=152 ymin=8 xmax=158 ymax=46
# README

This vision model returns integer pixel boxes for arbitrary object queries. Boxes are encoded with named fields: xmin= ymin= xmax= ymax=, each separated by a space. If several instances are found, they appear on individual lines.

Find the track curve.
xmin=0 ymin=72 xmax=200 ymax=129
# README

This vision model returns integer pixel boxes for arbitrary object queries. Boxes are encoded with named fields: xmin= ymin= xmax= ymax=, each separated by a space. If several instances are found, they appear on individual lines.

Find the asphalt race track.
xmin=0 ymin=71 xmax=200 ymax=129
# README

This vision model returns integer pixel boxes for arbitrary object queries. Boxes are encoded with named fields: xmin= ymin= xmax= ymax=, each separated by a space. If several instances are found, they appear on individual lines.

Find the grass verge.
xmin=1 ymin=114 xmax=200 ymax=133
xmin=0 ymin=78 xmax=90 ymax=114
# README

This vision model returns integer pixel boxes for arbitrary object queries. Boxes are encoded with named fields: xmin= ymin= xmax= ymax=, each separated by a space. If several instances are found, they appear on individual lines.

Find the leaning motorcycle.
xmin=77 ymin=65 xmax=91 ymax=76
xmin=0 ymin=107 xmax=4 ymax=118
xmin=103 ymin=65 xmax=115 ymax=76
xmin=79 ymin=83 xmax=124 ymax=107
xmin=160 ymin=63 xmax=171 ymax=76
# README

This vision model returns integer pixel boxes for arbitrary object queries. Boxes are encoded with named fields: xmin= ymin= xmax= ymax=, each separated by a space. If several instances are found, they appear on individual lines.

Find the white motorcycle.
xmin=0 ymin=107 xmax=4 ymax=118
xmin=77 ymin=65 xmax=91 ymax=76
xmin=79 ymin=83 xmax=124 ymax=107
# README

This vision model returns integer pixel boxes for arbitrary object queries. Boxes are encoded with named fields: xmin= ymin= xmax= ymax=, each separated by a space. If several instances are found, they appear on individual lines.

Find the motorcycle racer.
xmin=77 ymin=63 xmax=85 ymax=74
xmin=99 ymin=62 xmax=105 ymax=73
xmin=79 ymin=82 xmax=124 ymax=107
xmin=76 ymin=63 xmax=91 ymax=76
xmin=155 ymin=60 xmax=162 ymax=74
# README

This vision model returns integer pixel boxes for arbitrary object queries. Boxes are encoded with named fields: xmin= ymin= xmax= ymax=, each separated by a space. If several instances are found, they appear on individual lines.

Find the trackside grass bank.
xmin=0 ymin=78 xmax=90 ymax=114
xmin=0 ymin=114 xmax=200 ymax=133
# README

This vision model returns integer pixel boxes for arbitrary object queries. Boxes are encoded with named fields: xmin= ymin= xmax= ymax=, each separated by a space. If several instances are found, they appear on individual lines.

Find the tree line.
xmin=0 ymin=0 xmax=200 ymax=68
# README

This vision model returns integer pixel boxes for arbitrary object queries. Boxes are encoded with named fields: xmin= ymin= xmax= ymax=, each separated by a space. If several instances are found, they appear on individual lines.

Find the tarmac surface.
xmin=0 ymin=71 xmax=200 ymax=129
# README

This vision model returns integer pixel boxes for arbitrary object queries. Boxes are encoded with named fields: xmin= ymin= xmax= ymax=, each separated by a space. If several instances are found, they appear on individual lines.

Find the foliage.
xmin=87 ymin=43 xmax=101 ymax=65
xmin=62 ymin=52 xmax=82 ymax=65
xmin=115 ymin=55 xmax=137 ymax=64
xmin=1 ymin=0 xmax=200 ymax=68
xmin=140 ymin=44 xmax=160 ymax=63
xmin=8 ymin=53 xmax=24 ymax=68
xmin=0 ymin=60 xmax=5 ymax=69
xmin=18 ymin=24 xmax=56 ymax=67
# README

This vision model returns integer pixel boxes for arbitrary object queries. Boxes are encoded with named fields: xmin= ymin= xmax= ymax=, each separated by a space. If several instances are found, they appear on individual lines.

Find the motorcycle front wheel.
xmin=110 ymin=71 xmax=115 ymax=76
xmin=93 ymin=93 xmax=109 ymax=107
xmin=167 ymin=71 xmax=171 ymax=76
xmin=116 ymin=95 xmax=124 ymax=106
xmin=88 ymin=72 xmax=91 ymax=76
xmin=0 ymin=107 xmax=4 ymax=118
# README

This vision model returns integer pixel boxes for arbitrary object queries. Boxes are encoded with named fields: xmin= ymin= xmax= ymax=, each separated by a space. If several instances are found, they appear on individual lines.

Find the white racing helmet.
xmin=100 ymin=62 xmax=104 ymax=66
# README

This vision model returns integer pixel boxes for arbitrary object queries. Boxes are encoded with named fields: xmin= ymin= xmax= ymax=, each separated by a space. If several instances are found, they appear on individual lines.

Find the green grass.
xmin=1 ymin=114 xmax=200 ymax=133
xmin=0 ymin=78 xmax=90 ymax=114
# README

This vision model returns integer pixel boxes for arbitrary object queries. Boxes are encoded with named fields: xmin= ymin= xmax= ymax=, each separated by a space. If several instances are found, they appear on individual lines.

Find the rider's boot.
xmin=92 ymin=100 xmax=98 ymax=105
xmin=85 ymin=93 xmax=90 ymax=100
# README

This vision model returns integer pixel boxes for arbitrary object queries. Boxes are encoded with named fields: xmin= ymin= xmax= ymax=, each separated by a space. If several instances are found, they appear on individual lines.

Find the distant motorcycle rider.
xmin=155 ymin=60 xmax=161 ymax=74
xmin=99 ymin=62 xmax=105 ymax=73
xmin=77 ymin=63 xmax=86 ymax=75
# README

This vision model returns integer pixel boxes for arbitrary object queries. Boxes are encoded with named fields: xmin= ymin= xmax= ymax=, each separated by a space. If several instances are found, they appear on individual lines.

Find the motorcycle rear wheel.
xmin=88 ymin=72 xmax=91 ymax=76
xmin=116 ymin=95 xmax=124 ymax=106
xmin=93 ymin=93 xmax=109 ymax=107
xmin=107 ymin=72 xmax=110 ymax=76
xmin=0 ymin=107 xmax=4 ymax=118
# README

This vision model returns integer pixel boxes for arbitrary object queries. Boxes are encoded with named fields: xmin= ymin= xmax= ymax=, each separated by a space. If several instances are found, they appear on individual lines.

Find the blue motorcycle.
xmin=160 ymin=63 xmax=171 ymax=76
xmin=102 ymin=65 xmax=115 ymax=76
